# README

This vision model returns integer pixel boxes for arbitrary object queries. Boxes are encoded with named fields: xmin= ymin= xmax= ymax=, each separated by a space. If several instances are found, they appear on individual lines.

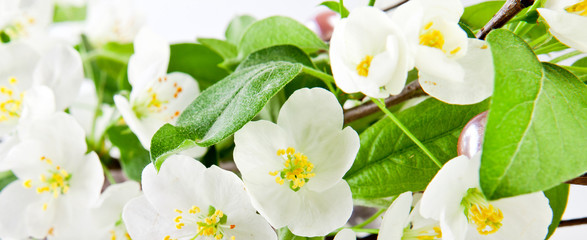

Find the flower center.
xmin=461 ymin=188 xmax=504 ymax=235
xmin=23 ymin=156 xmax=72 ymax=211
xmin=133 ymin=76 xmax=183 ymax=121
xmin=419 ymin=22 xmax=445 ymax=50
xmin=0 ymin=15 xmax=36 ymax=43
xmin=164 ymin=205 xmax=236 ymax=240
xmin=402 ymin=224 xmax=442 ymax=240
xmin=356 ymin=55 xmax=373 ymax=77
xmin=0 ymin=77 xmax=24 ymax=122
xmin=565 ymin=0 xmax=587 ymax=16
xmin=270 ymin=147 xmax=315 ymax=192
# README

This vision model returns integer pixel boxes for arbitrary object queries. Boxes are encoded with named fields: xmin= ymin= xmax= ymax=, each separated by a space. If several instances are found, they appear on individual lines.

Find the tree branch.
xmin=476 ymin=0 xmax=535 ymax=40
xmin=559 ymin=217 xmax=587 ymax=227
xmin=566 ymin=173 xmax=587 ymax=185
xmin=343 ymin=81 xmax=425 ymax=124
xmin=383 ymin=0 xmax=409 ymax=11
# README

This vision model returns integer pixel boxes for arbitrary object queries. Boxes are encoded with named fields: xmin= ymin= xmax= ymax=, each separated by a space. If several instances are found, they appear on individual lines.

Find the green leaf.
xmin=459 ymin=22 xmax=476 ymax=38
xmin=107 ymin=126 xmax=151 ymax=181
xmin=461 ymin=1 xmax=504 ymax=30
xmin=278 ymin=227 xmax=324 ymax=240
xmin=319 ymin=1 xmax=349 ymax=18
xmin=544 ymin=184 xmax=569 ymax=239
xmin=567 ymin=56 xmax=587 ymax=82
xmin=150 ymin=62 xmax=304 ymax=168
xmin=481 ymin=29 xmax=587 ymax=200
xmin=225 ymin=15 xmax=256 ymax=46
xmin=0 ymin=171 xmax=17 ymax=191
xmin=168 ymin=43 xmax=230 ymax=90
xmin=197 ymin=38 xmax=238 ymax=60
xmin=53 ymin=4 xmax=87 ymax=22
xmin=238 ymin=45 xmax=315 ymax=70
xmin=238 ymin=16 xmax=327 ymax=59
xmin=344 ymin=99 xmax=489 ymax=199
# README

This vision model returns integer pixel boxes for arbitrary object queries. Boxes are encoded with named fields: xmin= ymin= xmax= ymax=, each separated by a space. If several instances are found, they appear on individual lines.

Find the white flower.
xmin=122 ymin=154 xmax=277 ymax=240
xmin=0 ymin=112 xmax=104 ymax=239
xmin=233 ymin=88 xmax=359 ymax=236
xmin=538 ymin=0 xmax=587 ymax=52
xmin=114 ymin=28 xmax=202 ymax=153
xmin=391 ymin=0 xmax=494 ymax=105
xmin=85 ymin=0 xmax=144 ymax=45
xmin=334 ymin=229 xmax=356 ymax=240
xmin=0 ymin=0 xmax=53 ymax=43
xmin=330 ymin=6 xmax=412 ymax=98
xmin=378 ymin=192 xmax=441 ymax=240
xmin=419 ymin=154 xmax=552 ymax=240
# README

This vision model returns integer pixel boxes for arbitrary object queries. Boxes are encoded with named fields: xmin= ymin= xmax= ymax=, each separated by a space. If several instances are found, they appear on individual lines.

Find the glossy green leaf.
xmin=238 ymin=45 xmax=315 ymax=70
xmin=319 ymin=1 xmax=349 ymax=18
xmin=0 ymin=171 xmax=16 ymax=191
xmin=150 ymin=62 xmax=304 ymax=168
xmin=461 ymin=1 xmax=504 ymax=30
xmin=481 ymin=29 xmax=587 ymax=200
xmin=225 ymin=15 xmax=256 ymax=46
xmin=278 ymin=228 xmax=324 ymax=240
xmin=238 ymin=16 xmax=327 ymax=59
xmin=544 ymin=184 xmax=569 ymax=239
xmin=344 ymin=99 xmax=489 ymax=199
xmin=107 ymin=126 xmax=151 ymax=181
xmin=197 ymin=38 xmax=237 ymax=60
xmin=168 ymin=43 xmax=230 ymax=90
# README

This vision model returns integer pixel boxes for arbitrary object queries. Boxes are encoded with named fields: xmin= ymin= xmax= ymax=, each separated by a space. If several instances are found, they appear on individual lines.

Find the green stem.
xmin=102 ymin=164 xmax=116 ymax=184
xmin=354 ymin=208 xmax=386 ymax=229
xmin=339 ymin=0 xmax=344 ymax=18
xmin=529 ymin=33 xmax=550 ymax=48
xmin=550 ymin=50 xmax=582 ymax=63
xmin=302 ymin=67 xmax=336 ymax=92
xmin=372 ymin=98 xmax=442 ymax=168
xmin=346 ymin=228 xmax=379 ymax=234
xmin=368 ymin=0 xmax=376 ymax=6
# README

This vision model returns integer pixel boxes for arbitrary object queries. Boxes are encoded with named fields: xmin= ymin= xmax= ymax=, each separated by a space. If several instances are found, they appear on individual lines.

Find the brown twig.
xmin=566 ymin=173 xmax=587 ymax=185
xmin=383 ymin=0 xmax=410 ymax=11
xmin=559 ymin=217 xmax=587 ymax=227
xmin=476 ymin=0 xmax=535 ymax=40
xmin=343 ymin=81 xmax=425 ymax=124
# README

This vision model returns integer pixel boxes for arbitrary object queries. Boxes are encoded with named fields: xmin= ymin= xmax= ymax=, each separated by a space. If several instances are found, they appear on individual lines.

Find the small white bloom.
xmin=0 ymin=0 xmax=53 ymax=43
xmin=0 ymin=112 xmax=104 ymax=239
xmin=419 ymin=154 xmax=552 ymax=240
xmin=233 ymin=88 xmax=359 ymax=236
xmin=392 ymin=0 xmax=494 ymax=105
xmin=538 ymin=0 xmax=587 ymax=52
xmin=123 ymin=154 xmax=277 ymax=240
xmin=330 ymin=6 xmax=413 ymax=98
xmin=378 ymin=192 xmax=441 ymax=240
xmin=114 ymin=28 xmax=202 ymax=153
xmin=85 ymin=0 xmax=144 ymax=45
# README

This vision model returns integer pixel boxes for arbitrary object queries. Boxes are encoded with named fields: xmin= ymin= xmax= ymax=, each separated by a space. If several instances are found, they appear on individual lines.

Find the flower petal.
xmin=335 ymin=229 xmax=357 ymax=240
xmin=222 ymin=209 xmax=278 ymax=240
xmin=537 ymin=8 xmax=587 ymax=53
xmin=92 ymin=181 xmax=142 ymax=229
xmin=200 ymin=165 xmax=256 ymax=214
xmin=66 ymin=152 xmax=105 ymax=208
xmin=123 ymin=195 xmax=170 ymax=240
xmin=114 ymin=94 xmax=152 ymax=149
xmin=242 ymin=177 xmax=300 ymax=229
xmin=378 ymin=192 xmax=413 ymax=240
xmin=128 ymin=28 xmax=169 ymax=92
xmin=0 ymin=181 xmax=38 ymax=239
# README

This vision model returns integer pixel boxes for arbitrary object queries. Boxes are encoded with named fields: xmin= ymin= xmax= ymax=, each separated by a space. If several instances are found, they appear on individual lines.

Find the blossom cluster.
xmin=0 ymin=0 xmax=582 ymax=239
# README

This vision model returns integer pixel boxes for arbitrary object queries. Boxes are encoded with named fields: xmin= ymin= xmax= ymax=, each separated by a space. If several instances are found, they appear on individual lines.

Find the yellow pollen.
xmin=189 ymin=205 xmax=201 ymax=214
xmin=110 ymin=230 xmax=117 ymax=240
xmin=174 ymin=216 xmax=182 ymax=223
xmin=231 ymin=236 xmax=235 ymax=240
xmin=23 ymin=179 xmax=32 ymax=188
xmin=174 ymin=208 xmax=183 ymax=214
xmin=565 ymin=0 xmax=587 ymax=16
xmin=424 ymin=22 xmax=433 ymax=30
xmin=271 ymin=147 xmax=315 ymax=191
xmin=176 ymin=223 xmax=185 ymax=229
xmin=419 ymin=28 xmax=445 ymax=50
xmin=450 ymin=47 xmax=461 ymax=55
xmin=0 ymin=77 xmax=24 ymax=122
xmin=469 ymin=204 xmax=504 ymax=235
xmin=48 ymin=227 xmax=54 ymax=236
xmin=42 ymin=203 xmax=48 ymax=211
xmin=356 ymin=55 xmax=373 ymax=77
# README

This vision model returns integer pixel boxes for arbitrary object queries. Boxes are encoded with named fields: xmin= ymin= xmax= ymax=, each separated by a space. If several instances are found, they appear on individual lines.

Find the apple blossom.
xmin=123 ymin=154 xmax=277 ymax=240
xmin=0 ymin=112 xmax=104 ymax=239
xmin=330 ymin=6 xmax=412 ymax=98
xmin=378 ymin=192 xmax=441 ymax=240
xmin=419 ymin=154 xmax=552 ymax=240
xmin=114 ymin=28 xmax=202 ymax=154
xmin=391 ymin=0 xmax=494 ymax=105
xmin=233 ymin=88 xmax=359 ymax=236
xmin=538 ymin=0 xmax=587 ymax=52
xmin=85 ymin=0 xmax=144 ymax=45
xmin=0 ymin=0 xmax=52 ymax=43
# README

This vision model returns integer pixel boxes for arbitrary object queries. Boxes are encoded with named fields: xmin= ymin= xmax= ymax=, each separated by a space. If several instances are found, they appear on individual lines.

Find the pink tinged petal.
xmin=242 ymin=177 xmax=301 ymax=229
xmin=123 ymin=195 xmax=171 ymax=240
xmin=92 ymin=181 xmax=142 ymax=228
xmin=335 ymin=229 xmax=357 ymax=240
xmin=128 ymin=28 xmax=170 ymax=91
xmin=222 ymin=209 xmax=278 ymax=240
xmin=378 ymin=192 xmax=413 ymax=240
xmin=537 ymin=8 xmax=587 ymax=53
xmin=114 ymin=94 xmax=152 ymax=149
xmin=287 ymin=180 xmax=353 ymax=237
xmin=200 ymin=165 xmax=256 ymax=214
xmin=0 ymin=181 xmax=38 ymax=239
xmin=419 ymin=39 xmax=494 ymax=105
xmin=33 ymin=45 xmax=83 ymax=111
xmin=141 ymin=155 xmax=206 ymax=217
xmin=467 ymin=192 xmax=552 ymax=240
xmin=419 ymin=155 xmax=479 ymax=220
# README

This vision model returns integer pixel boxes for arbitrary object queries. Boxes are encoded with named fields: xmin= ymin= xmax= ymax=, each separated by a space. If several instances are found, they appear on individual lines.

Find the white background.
xmin=132 ymin=0 xmax=587 ymax=238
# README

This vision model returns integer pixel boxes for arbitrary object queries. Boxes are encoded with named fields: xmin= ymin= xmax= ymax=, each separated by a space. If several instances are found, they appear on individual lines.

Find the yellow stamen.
xmin=356 ymin=55 xmax=373 ymax=77
xmin=450 ymin=47 xmax=461 ymax=55
xmin=565 ymin=0 xmax=587 ymax=16
xmin=469 ymin=204 xmax=504 ymax=235
xmin=271 ymin=147 xmax=315 ymax=191
xmin=419 ymin=28 xmax=445 ymax=50
xmin=23 ymin=179 xmax=32 ymax=188
xmin=42 ymin=203 xmax=48 ymax=211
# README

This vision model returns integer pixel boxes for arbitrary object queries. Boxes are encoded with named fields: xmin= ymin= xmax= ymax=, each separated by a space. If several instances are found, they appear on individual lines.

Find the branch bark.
xmin=476 ymin=0 xmax=535 ymax=40
xmin=559 ymin=217 xmax=587 ymax=227
xmin=343 ymin=81 xmax=425 ymax=124
xmin=382 ymin=0 xmax=409 ymax=11
xmin=566 ymin=173 xmax=587 ymax=185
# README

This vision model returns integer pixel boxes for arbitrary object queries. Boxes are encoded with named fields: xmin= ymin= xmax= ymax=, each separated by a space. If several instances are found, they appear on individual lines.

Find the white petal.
xmin=25 ymin=198 xmax=57 ymax=239
xmin=19 ymin=85 xmax=56 ymax=125
xmin=0 ymin=181 xmax=38 ymax=239
xmin=0 ymin=41 xmax=39 ymax=90
xmin=141 ymin=155 xmax=206 ymax=218
xmin=128 ymin=28 xmax=169 ymax=91
xmin=123 ymin=195 xmax=170 ymax=240
xmin=66 ymin=152 xmax=105 ymax=208
xmin=92 ymin=181 xmax=142 ymax=229
xmin=466 ymin=192 xmax=552 ymax=240
xmin=32 ymin=45 xmax=83 ymax=111
xmin=419 ymin=155 xmax=479 ymax=220
xmin=439 ymin=205 xmax=469 ymax=240
xmin=335 ymin=229 xmax=357 ymax=240
xmin=242 ymin=177 xmax=301 ymax=229
xmin=419 ymin=39 xmax=494 ymax=105
xmin=222 ymin=209 xmax=278 ymax=240
xmin=0 ymin=134 xmax=19 ymax=171
xmin=288 ymin=180 xmax=353 ymax=237
xmin=378 ymin=192 xmax=413 ymax=240
xmin=416 ymin=46 xmax=465 ymax=85
xmin=330 ymin=21 xmax=361 ymax=93
xmin=114 ymin=94 xmax=153 ymax=149
xmin=149 ymin=72 xmax=200 ymax=123
xmin=200 ymin=165 xmax=256 ymax=214
xmin=421 ymin=0 xmax=464 ymax=22
xmin=537 ymin=8 xmax=587 ymax=53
